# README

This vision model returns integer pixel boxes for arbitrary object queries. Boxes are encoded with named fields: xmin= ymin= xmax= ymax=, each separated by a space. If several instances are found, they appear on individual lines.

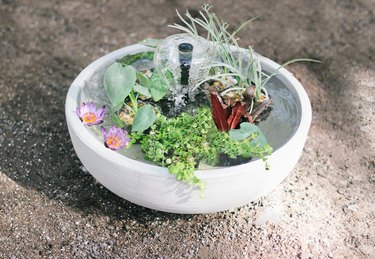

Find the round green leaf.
xmin=229 ymin=122 xmax=268 ymax=146
xmin=104 ymin=63 xmax=136 ymax=108
xmin=132 ymin=104 xmax=157 ymax=132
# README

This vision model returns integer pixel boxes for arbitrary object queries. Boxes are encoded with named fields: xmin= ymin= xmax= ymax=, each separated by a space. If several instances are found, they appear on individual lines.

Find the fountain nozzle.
xmin=178 ymin=43 xmax=193 ymax=85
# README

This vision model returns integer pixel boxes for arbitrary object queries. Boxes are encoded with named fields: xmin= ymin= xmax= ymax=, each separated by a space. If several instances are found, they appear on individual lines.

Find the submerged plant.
xmin=76 ymin=101 xmax=106 ymax=126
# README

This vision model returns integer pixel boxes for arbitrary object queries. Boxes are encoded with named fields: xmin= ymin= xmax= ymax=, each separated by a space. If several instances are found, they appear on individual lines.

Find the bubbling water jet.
xmin=153 ymin=33 xmax=215 ymax=115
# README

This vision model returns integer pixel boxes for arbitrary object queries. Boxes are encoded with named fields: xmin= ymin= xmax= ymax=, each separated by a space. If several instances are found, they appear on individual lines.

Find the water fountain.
xmin=153 ymin=34 xmax=215 ymax=113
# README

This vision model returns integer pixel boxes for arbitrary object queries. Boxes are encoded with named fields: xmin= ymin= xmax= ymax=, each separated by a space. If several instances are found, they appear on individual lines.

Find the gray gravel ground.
xmin=0 ymin=0 xmax=374 ymax=258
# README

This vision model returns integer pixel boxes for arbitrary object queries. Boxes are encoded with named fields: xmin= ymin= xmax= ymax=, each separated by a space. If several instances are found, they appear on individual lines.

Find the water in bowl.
xmin=82 ymin=63 xmax=302 ymax=168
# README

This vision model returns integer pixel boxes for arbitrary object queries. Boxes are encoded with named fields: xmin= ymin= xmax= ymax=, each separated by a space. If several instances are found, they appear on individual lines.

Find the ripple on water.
xmin=257 ymin=76 xmax=301 ymax=151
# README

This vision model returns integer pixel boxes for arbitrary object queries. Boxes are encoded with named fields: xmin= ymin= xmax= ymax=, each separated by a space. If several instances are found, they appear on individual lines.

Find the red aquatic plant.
xmin=210 ymin=92 xmax=250 ymax=131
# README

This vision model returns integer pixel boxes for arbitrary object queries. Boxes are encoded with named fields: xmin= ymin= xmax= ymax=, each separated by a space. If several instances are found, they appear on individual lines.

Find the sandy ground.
xmin=0 ymin=0 xmax=374 ymax=258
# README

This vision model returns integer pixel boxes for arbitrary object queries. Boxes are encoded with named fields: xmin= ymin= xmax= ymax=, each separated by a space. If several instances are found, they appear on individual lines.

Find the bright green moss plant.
xmin=131 ymin=107 xmax=272 ymax=191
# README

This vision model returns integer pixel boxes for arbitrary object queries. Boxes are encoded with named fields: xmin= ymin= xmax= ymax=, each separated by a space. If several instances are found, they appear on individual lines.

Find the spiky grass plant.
xmin=170 ymin=4 xmax=319 ymax=102
xmin=170 ymin=4 xmax=254 ymax=88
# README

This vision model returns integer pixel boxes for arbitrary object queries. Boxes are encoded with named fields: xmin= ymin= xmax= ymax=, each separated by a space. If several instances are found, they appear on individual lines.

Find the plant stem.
xmin=128 ymin=91 xmax=138 ymax=113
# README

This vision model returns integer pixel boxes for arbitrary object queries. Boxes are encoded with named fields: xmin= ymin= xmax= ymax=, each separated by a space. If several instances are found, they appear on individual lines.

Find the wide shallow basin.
xmin=65 ymin=44 xmax=312 ymax=214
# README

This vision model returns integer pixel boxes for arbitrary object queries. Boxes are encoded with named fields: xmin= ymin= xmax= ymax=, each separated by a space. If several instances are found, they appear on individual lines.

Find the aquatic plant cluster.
xmin=76 ymin=4 xmax=315 ymax=190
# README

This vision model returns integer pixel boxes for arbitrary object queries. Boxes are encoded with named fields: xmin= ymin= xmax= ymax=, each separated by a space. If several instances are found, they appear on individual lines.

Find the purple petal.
xmin=77 ymin=101 xmax=106 ymax=126
xmin=97 ymin=106 xmax=106 ymax=118
xmin=101 ymin=127 xmax=107 ymax=140
xmin=80 ymin=101 xmax=90 ymax=114
xmin=76 ymin=108 xmax=82 ymax=120
xmin=88 ymin=101 xmax=95 ymax=109
xmin=92 ymin=119 xmax=104 ymax=125
xmin=102 ymin=126 xmax=131 ymax=151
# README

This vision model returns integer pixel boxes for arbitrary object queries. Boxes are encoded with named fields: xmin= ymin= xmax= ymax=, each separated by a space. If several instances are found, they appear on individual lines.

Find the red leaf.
xmin=227 ymin=102 xmax=245 ymax=129
xmin=210 ymin=93 xmax=229 ymax=131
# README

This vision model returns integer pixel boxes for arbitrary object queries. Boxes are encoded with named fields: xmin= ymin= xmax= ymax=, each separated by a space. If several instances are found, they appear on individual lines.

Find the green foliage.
xmin=132 ymin=104 xmax=157 ymax=132
xmin=229 ymin=122 xmax=266 ymax=143
xmin=104 ymin=63 xmax=136 ymax=109
xmin=135 ymin=108 xmax=272 ymax=190
xmin=134 ymin=84 xmax=152 ymax=98
xmin=103 ymin=51 xmax=174 ymax=134
xmin=170 ymin=4 xmax=320 ymax=101
xmin=118 ymin=51 xmax=154 ymax=66
xmin=170 ymin=4 xmax=253 ymax=88
xmin=148 ymin=70 xmax=173 ymax=101
xmin=135 ymin=66 xmax=173 ymax=102
xmin=104 ymin=51 xmax=171 ymax=132
xmin=112 ymin=113 xmax=125 ymax=128
xmin=136 ymin=72 xmax=151 ymax=88
xmin=114 ymin=51 xmax=175 ymax=103
xmin=229 ymin=122 xmax=272 ymax=157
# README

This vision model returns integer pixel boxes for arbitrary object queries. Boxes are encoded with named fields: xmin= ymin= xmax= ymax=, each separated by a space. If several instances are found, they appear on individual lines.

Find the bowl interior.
xmin=77 ymin=48 xmax=302 ymax=166
xmin=257 ymin=75 xmax=301 ymax=150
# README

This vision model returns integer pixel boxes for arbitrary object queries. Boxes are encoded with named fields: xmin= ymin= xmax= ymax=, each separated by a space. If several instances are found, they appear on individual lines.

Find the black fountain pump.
xmin=178 ymin=43 xmax=193 ymax=85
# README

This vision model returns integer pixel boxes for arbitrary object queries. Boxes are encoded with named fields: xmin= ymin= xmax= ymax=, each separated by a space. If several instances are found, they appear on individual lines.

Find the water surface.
xmin=82 ymin=62 xmax=302 ymax=167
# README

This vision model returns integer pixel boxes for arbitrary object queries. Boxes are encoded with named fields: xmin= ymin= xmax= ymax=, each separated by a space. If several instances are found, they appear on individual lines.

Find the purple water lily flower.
xmin=77 ymin=101 xmax=106 ymax=126
xmin=102 ymin=126 xmax=131 ymax=151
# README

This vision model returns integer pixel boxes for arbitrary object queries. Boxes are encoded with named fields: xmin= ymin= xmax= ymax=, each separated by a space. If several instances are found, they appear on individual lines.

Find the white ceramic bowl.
xmin=65 ymin=44 xmax=312 ymax=214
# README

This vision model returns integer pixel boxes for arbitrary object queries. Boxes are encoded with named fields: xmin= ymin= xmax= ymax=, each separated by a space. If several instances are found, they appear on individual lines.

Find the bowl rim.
xmin=65 ymin=44 xmax=312 ymax=179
